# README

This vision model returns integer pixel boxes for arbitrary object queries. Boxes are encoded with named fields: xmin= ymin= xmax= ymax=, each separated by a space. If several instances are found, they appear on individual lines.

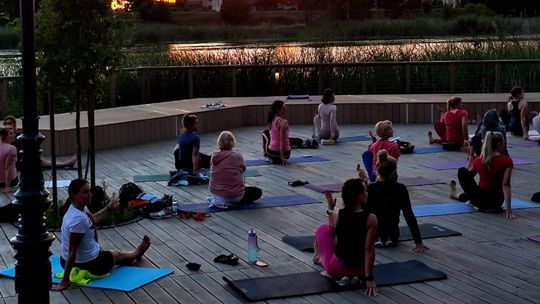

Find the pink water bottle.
xmin=247 ymin=228 xmax=258 ymax=264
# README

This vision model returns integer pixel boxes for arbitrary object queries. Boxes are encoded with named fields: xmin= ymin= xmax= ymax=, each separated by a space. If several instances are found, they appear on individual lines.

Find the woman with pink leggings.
xmin=313 ymin=178 xmax=378 ymax=296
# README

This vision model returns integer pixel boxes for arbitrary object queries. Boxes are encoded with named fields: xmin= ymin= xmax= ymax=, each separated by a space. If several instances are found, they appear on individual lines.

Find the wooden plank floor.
xmin=1 ymin=123 xmax=540 ymax=303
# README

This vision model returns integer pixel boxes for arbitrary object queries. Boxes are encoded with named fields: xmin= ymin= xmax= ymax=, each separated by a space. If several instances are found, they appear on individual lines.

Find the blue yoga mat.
xmin=414 ymin=146 xmax=444 ymax=154
xmin=413 ymin=198 xmax=539 ymax=217
xmin=180 ymin=194 xmax=321 ymax=213
xmin=245 ymin=155 xmax=330 ymax=167
xmin=0 ymin=256 xmax=173 ymax=292
xmin=338 ymin=135 xmax=371 ymax=143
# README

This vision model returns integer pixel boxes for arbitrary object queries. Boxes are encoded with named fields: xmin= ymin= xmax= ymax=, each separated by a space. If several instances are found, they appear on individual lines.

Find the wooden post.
xmin=361 ymin=65 xmax=367 ymax=95
xmin=494 ymin=63 xmax=501 ymax=93
xmin=318 ymin=65 xmax=323 ymax=94
xmin=231 ymin=68 xmax=237 ymax=97
xmin=188 ymin=68 xmax=194 ymax=99
xmin=0 ymin=78 xmax=7 ymax=118
xmin=405 ymin=64 xmax=411 ymax=94
xmin=449 ymin=63 xmax=456 ymax=94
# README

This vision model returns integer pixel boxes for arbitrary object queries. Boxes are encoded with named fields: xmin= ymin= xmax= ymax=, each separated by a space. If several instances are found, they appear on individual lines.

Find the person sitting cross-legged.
xmin=207 ymin=131 xmax=262 ymax=208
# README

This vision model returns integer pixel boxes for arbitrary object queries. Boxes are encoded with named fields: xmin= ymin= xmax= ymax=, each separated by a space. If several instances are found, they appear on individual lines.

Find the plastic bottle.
xmin=171 ymin=201 xmax=178 ymax=215
xmin=247 ymin=228 xmax=258 ymax=264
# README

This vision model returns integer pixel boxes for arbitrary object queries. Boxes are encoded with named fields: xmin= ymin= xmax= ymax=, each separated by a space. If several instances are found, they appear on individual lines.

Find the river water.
xmin=2 ymin=38 xmax=539 ymax=76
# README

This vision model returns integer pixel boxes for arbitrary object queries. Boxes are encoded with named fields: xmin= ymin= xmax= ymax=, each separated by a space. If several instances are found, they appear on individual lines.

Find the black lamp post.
xmin=10 ymin=0 xmax=55 ymax=303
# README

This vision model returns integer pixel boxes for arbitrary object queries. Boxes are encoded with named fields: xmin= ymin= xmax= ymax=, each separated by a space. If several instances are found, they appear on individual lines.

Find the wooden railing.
xmin=2 ymin=59 xmax=540 ymax=112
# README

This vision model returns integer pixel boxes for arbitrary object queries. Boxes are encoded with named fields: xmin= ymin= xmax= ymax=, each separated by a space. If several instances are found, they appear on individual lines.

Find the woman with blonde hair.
xmin=208 ymin=131 xmax=262 ymax=208
xmin=366 ymin=150 xmax=426 ymax=251
xmin=455 ymin=132 xmax=516 ymax=219
xmin=363 ymin=120 xmax=400 ymax=182
xmin=428 ymin=96 xmax=469 ymax=151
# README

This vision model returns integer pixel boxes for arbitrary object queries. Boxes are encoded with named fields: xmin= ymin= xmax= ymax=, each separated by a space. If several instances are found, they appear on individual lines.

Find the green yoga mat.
xmin=133 ymin=169 xmax=260 ymax=182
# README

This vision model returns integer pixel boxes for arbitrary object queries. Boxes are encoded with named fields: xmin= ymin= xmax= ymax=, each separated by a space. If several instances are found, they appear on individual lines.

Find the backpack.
xmin=303 ymin=138 xmax=319 ymax=149
xmin=289 ymin=137 xmax=305 ymax=149
xmin=118 ymin=182 xmax=144 ymax=207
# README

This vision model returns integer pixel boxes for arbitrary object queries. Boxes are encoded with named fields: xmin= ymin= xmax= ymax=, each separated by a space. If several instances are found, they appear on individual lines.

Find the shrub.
xmin=220 ymin=0 xmax=251 ymax=25
xmin=139 ymin=1 xmax=172 ymax=22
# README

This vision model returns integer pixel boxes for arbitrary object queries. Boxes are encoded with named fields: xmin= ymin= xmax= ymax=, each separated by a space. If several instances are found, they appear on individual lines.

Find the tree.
xmin=36 ymin=0 xmax=126 ymax=203
xmin=220 ymin=0 xmax=251 ymax=24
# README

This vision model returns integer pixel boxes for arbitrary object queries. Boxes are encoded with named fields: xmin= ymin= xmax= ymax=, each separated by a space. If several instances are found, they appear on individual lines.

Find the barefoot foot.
xmin=135 ymin=235 xmax=151 ymax=260
xmin=449 ymin=180 xmax=458 ymax=200
xmin=428 ymin=131 xmax=434 ymax=144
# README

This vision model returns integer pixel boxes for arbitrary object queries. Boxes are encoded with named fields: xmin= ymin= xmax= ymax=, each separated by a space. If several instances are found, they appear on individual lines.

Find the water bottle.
xmin=171 ymin=201 xmax=178 ymax=215
xmin=247 ymin=228 xmax=258 ymax=264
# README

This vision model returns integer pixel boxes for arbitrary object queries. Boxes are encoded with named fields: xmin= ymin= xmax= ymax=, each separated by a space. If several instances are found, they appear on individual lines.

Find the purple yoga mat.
xmin=304 ymin=183 xmax=342 ymax=193
xmin=509 ymin=140 xmax=540 ymax=148
xmin=400 ymin=176 xmax=445 ymax=187
xmin=528 ymin=236 xmax=540 ymax=243
xmin=422 ymin=158 xmax=536 ymax=170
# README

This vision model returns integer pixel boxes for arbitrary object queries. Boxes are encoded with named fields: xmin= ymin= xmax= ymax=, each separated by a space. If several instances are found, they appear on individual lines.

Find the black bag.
xmin=303 ymin=138 xmax=319 ymax=149
xmin=532 ymin=192 xmax=540 ymax=203
xmin=118 ymin=182 xmax=144 ymax=207
xmin=397 ymin=140 xmax=415 ymax=154
xmin=289 ymin=137 xmax=305 ymax=149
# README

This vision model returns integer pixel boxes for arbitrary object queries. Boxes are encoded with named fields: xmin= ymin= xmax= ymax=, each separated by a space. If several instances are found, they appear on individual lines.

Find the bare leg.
xmin=449 ymin=180 xmax=468 ymax=202
xmin=41 ymin=154 xmax=77 ymax=169
xmin=428 ymin=131 xmax=434 ymax=144
xmin=111 ymin=235 xmax=151 ymax=266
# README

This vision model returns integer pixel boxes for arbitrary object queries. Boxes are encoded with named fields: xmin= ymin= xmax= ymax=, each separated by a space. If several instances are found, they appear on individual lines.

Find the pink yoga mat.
xmin=304 ymin=183 xmax=342 ymax=193
xmin=400 ymin=176 xmax=445 ymax=187
xmin=528 ymin=236 xmax=540 ymax=243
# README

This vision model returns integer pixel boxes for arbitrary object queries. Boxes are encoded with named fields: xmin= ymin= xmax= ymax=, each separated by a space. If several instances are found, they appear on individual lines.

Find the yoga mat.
xmin=304 ymin=183 xmax=342 ymax=193
xmin=44 ymin=180 xmax=71 ymax=188
xmin=422 ymin=158 xmax=536 ymax=170
xmin=528 ymin=235 xmax=540 ymax=243
xmin=133 ymin=174 xmax=170 ymax=182
xmin=0 ymin=256 xmax=173 ymax=292
xmin=399 ymin=176 xmax=445 ymax=187
xmin=412 ymin=198 xmax=539 ymax=217
xmin=414 ymin=146 xmax=444 ymax=154
xmin=244 ymin=169 xmax=261 ymax=177
xmin=508 ymin=140 xmax=540 ymax=148
xmin=180 ymin=194 xmax=321 ymax=213
xmin=224 ymin=260 xmax=446 ymax=301
xmin=338 ymin=135 xmax=371 ymax=143
xmin=282 ymin=223 xmax=461 ymax=252
xmin=245 ymin=155 xmax=330 ymax=167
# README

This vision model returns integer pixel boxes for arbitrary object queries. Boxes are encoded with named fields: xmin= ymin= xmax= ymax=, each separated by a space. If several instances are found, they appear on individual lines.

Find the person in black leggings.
xmin=365 ymin=150 xmax=427 ymax=252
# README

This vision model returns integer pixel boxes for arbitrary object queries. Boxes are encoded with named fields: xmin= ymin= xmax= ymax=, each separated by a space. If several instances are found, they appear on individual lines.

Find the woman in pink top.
xmin=0 ymin=127 xmax=17 ymax=193
xmin=208 ymin=131 xmax=262 ymax=208
xmin=428 ymin=96 xmax=469 ymax=151
xmin=266 ymin=100 xmax=291 ymax=165
xmin=313 ymin=88 xmax=339 ymax=140
xmin=363 ymin=120 xmax=400 ymax=182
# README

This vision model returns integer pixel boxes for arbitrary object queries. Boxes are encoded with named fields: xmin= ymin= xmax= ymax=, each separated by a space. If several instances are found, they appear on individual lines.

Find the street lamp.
xmin=10 ymin=0 xmax=55 ymax=303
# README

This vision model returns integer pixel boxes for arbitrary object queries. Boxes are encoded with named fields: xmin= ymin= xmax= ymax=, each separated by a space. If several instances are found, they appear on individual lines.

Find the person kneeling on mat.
xmin=366 ymin=150 xmax=427 ymax=252
xmin=313 ymin=178 xmax=378 ymax=296
xmin=53 ymin=179 xmax=151 ymax=291
xmin=208 ymin=131 xmax=262 ymax=208
xmin=428 ymin=96 xmax=469 ymax=151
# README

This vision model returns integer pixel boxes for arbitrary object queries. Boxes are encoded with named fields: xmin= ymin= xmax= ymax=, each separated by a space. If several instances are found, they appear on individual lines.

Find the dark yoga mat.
xmin=304 ymin=183 xmax=342 ymax=193
xmin=338 ymin=135 xmax=371 ymax=143
xmin=414 ymin=146 xmax=444 ymax=154
xmin=245 ymin=155 xmax=330 ymax=167
xmin=422 ymin=158 xmax=535 ymax=170
xmin=180 ymin=194 xmax=321 ymax=213
xmin=282 ymin=223 xmax=461 ymax=252
xmin=304 ymin=177 xmax=444 ymax=193
xmin=224 ymin=260 xmax=446 ymax=301
xmin=508 ymin=140 xmax=540 ymax=148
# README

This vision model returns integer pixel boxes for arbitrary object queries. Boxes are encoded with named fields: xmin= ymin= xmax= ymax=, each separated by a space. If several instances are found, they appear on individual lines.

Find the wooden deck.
xmin=34 ymin=93 xmax=540 ymax=155
xmin=1 ymin=123 xmax=540 ymax=303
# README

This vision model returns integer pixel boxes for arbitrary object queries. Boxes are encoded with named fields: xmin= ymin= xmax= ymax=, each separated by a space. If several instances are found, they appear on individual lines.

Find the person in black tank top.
xmin=500 ymin=86 xmax=529 ymax=139
xmin=314 ymin=178 xmax=378 ymax=296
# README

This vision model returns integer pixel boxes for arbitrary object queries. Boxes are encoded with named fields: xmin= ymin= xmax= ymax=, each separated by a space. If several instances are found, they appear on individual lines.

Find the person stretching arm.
xmin=502 ymin=167 xmax=516 ymax=219
xmin=520 ymin=103 xmax=529 ymax=140
xmin=279 ymin=119 xmax=289 ymax=166
xmin=364 ymin=214 xmax=378 ymax=296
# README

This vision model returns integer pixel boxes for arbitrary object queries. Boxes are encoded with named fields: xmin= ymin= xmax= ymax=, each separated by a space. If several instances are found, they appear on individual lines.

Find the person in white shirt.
xmin=313 ymin=88 xmax=339 ymax=140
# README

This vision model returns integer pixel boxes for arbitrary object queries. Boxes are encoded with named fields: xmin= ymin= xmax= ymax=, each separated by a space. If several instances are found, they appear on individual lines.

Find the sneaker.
xmin=336 ymin=276 xmax=350 ymax=287
xmin=350 ymin=276 xmax=360 ymax=287
xmin=384 ymin=240 xmax=396 ymax=248
xmin=150 ymin=207 xmax=172 ymax=219
xmin=374 ymin=240 xmax=383 ymax=248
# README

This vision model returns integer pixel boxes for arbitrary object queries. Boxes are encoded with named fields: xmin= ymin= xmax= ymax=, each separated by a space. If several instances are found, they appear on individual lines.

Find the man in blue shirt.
xmin=175 ymin=114 xmax=210 ymax=173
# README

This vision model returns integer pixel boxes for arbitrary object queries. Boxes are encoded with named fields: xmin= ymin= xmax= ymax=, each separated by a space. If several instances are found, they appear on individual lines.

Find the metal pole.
xmin=10 ymin=0 xmax=55 ymax=303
